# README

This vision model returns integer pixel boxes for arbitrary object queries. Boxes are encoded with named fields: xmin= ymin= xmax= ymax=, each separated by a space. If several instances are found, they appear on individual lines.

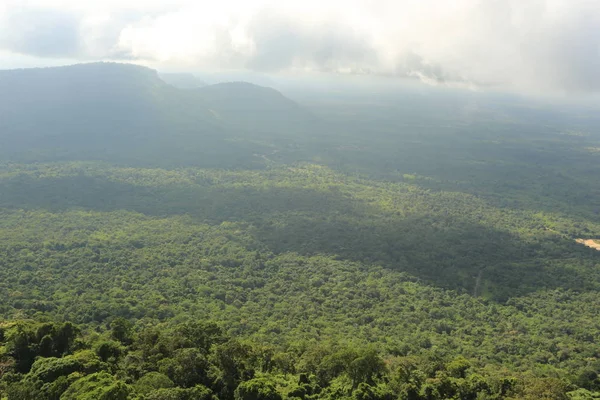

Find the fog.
xmin=1 ymin=0 xmax=599 ymax=95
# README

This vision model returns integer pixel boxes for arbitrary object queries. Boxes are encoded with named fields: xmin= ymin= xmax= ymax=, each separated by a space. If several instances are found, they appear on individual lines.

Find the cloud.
xmin=0 ymin=1 xmax=165 ymax=60
xmin=0 ymin=0 xmax=599 ymax=93
xmin=243 ymin=8 xmax=378 ymax=74
xmin=0 ymin=7 xmax=81 ymax=57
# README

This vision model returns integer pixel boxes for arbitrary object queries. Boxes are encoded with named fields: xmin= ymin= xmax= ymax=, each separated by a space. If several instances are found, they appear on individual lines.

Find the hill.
xmin=0 ymin=63 xmax=316 ymax=166
xmin=160 ymin=72 xmax=207 ymax=89
xmin=192 ymin=82 xmax=318 ymax=135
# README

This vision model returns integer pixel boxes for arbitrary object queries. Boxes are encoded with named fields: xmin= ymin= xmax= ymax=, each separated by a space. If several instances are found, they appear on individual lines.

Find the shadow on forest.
xmin=316 ymin=128 xmax=600 ymax=224
xmin=0 ymin=174 xmax=346 ymax=220
xmin=250 ymin=214 xmax=599 ymax=301
xmin=0 ymin=173 xmax=597 ymax=300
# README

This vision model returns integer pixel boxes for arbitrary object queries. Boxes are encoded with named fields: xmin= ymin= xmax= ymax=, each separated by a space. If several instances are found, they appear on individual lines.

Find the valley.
xmin=0 ymin=63 xmax=600 ymax=399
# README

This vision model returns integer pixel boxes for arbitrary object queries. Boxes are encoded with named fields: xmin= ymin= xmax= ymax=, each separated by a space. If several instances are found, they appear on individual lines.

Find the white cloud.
xmin=0 ymin=0 xmax=599 ymax=93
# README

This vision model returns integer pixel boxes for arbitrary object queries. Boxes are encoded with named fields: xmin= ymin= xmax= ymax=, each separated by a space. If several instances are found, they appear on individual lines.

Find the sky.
xmin=0 ymin=0 xmax=599 ymax=95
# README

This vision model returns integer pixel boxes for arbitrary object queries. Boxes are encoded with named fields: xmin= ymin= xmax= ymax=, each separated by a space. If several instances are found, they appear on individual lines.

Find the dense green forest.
xmin=1 ymin=63 xmax=600 ymax=399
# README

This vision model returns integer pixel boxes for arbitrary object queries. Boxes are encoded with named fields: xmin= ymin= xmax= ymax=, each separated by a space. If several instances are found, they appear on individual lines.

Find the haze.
xmin=1 ymin=0 xmax=599 ymax=95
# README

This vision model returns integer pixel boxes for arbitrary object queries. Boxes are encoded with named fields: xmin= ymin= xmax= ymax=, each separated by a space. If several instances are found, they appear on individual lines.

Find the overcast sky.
xmin=0 ymin=0 xmax=599 ymax=94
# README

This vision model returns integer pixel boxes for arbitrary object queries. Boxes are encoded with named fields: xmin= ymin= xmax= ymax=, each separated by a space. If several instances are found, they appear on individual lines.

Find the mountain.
xmin=0 ymin=63 xmax=211 ymax=159
xmin=193 ymin=70 xmax=279 ymax=88
xmin=159 ymin=72 xmax=207 ymax=89
xmin=192 ymin=82 xmax=317 ymax=133
xmin=0 ymin=63 xmax=166 ymax=140
xmin=0 ymin=62 xmax=316 ymax=166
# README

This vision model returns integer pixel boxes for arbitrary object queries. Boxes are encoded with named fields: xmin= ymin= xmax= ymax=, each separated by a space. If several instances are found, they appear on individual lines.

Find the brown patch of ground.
xmin=576 ymin=239 xmax=600 ymax=250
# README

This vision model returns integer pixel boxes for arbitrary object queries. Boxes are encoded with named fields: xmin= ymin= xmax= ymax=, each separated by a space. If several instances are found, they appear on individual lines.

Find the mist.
xmin=1 ymin=0 xmax=599 ymax=95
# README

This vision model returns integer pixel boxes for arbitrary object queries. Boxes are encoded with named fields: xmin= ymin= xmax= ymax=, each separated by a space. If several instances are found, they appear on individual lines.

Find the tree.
xmin=353 ymin=383 xmax=394 ymax=400
xmin=348 ymin=349 xmax=386 ymax=388
xmin=158 ymin=348 xmax=210 ymax=388
xmin=446 ymin=356 xmax=470 ymax=379
xmin=9 ymin=325 xmax=37 ymax=373
xmin=60 ymin=372 xmax=132 ymax=400
xmin=110 ymin=318 xmax=133 ymax=345
xmin=135 ymin=372 xmax=175 ymax=395
xmin=94 ymin=341 xmax=122 ymax=363
xmin=53 ymin=322 xmax=79 ymax=355
xmin=174 ymin=321 xmax=224 ymax=354
xmin=234 ymin=377 xmax=282 ymax=400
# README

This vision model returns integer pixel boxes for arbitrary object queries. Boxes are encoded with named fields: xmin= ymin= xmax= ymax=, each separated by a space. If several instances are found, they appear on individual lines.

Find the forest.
xmin=1 ymin=63 xmax=600 ymax=399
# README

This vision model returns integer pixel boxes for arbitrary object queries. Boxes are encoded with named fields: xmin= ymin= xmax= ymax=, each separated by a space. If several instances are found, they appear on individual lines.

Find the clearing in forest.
xmin=575 ymin=238 xmax=600 ymax=250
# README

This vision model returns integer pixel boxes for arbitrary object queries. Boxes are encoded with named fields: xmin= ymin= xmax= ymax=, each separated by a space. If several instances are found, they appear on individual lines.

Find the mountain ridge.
xmin=0 ymin=62 xmax=315 ymax=166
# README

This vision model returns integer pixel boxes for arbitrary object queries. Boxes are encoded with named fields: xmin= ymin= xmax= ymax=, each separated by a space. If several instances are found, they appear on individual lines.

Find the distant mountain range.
xmin=0 ymin=63 xmax=316 ymax=167
xmin=159 ymin=73 xmax=207 ymax=89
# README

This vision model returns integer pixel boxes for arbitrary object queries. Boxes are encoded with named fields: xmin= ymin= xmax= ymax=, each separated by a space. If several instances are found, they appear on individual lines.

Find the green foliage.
xmin=2 ymin=322 xmax=79 ymax=374
xmin=234 ymin=377 xmax=282 ymax=400
xmin=352 ymin=383 xmax=394 ymax=400
xmin=568 ymin=389 xmax=600 ymax=399
xmin=447 ymin=356 xmax=470 ymax=379
xmin=4 ymin=378 xmax=42 ymax=400
xmin=134 ymin=372 xmax=174 ymax=395
xmin=347 ymin=349 xmax=386 ymax=388
xmin=60 ymin=371 xmax=132 ymax=400
xmin=144 ymin=384 xmax=213 ymax=400
xmin=94 ymin=340 xmax=122 ymax=363
xmin=2 ymin=63 xmax=600 ymax=400
xmin=158 ymin=348 xmax=210 ymax=388
xmin=111 ymin=318 xmax=133 ymax=345
xmin=173 ymin=321 xmax=224 ymax=354
xmin=213 ymin=340 xmax=255 ymax=398
xmin=29 ymin=357 xmax=85 ymax=383
xmin=517 ymin=377 xmax=572 ymax=400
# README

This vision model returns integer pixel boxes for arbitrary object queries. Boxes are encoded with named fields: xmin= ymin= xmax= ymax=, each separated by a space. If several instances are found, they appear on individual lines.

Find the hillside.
xmin=0 ymin=63 xmax=170 ymax=137
xmin=0 ymin=63 xmax=316 ymax=167
xmin=160 ymin=73 xmax=207 ymax=89
xmin=190 ymin=82 xmax=318 ymax=135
